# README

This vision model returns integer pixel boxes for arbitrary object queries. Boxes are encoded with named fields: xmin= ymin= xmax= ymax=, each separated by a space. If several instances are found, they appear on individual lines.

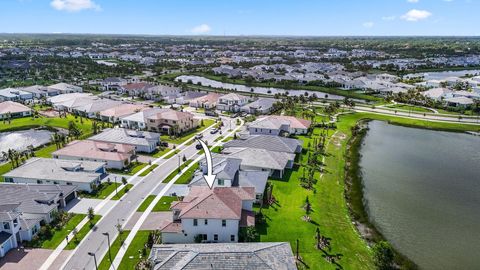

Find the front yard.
xmin=136 ymin=195 xmax=178 ymax=212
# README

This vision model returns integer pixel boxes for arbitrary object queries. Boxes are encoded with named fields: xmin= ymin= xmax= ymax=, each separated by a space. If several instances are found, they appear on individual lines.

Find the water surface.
xmin=360 ymin=121 xmax=480 ymax=270
xmin=0 ymin=129 xmax=52 ymax=154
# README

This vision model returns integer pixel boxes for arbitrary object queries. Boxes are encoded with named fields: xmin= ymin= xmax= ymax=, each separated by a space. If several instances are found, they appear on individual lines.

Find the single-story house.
xmin=241 ymin=98 xmax=277 ymax=114
xmin=3 ymin=158 xmax=107 ymax=193
xmin=0 ymin=101 xmax=32 ymax=119
xmin=88 ymin=128 xmax=160 ymax=153
xmin=248 ymin=115 xmax=311 ymax=135
xmin=52 ymin=140 xmax=135 ymax=169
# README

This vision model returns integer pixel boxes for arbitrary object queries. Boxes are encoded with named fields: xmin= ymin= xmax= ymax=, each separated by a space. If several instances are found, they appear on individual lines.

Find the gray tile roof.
xmin=220 ymin=148 xmax=295 ymax=171
xmin=241 ymin=98 xmax=276 ymax=111
xmin=238 ymin=170 xmax=269 ymax=194
xmin=89 ymin=128 xmax=160 ymax=147
xmin=150 ymin=242 xmax=297 ymax=270
xmin=3 ymin=158 xmax=104 ymax=184
xmin=223 ymin=135 xmax=302 ymax=154
xmin=190 ymin=157 xmax=242 ymax=187
xmin=0 ymin=232 xmax=13 ymax=245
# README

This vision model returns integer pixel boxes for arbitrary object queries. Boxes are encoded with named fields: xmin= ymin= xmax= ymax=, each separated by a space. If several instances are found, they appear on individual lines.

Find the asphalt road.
xmin=59 ymin=118 xmax=235 ymax=270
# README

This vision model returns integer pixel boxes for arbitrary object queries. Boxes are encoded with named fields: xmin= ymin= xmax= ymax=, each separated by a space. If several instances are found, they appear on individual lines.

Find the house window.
xmin=214 ymin=234 xmax=218 ymax=241
xmin=193 ymin=219 xmax=198 ymax=226
xmin=13 ymin=218 xmax=18 ymax=227
xmin=204 ymin=219 xmax=208 ymax=225
xmin=222 ymin=220 xmax=226 ymax=227
xmin=230 ymin=235 xmax=235 ymax=241
xmin=202 ymin=234 xmax=207 ymax=241
xmin=37 ymin=180 xmax=43 ymax=184
xmin=3 ymin=222 xmax=10 ymax=230
xmin=218 ymin=179 xmax=224 ymax=186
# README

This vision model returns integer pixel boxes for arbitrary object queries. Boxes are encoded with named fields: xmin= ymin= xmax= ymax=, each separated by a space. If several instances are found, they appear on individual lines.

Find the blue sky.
xmin=0 ymin=0 xmax=478 ymax=36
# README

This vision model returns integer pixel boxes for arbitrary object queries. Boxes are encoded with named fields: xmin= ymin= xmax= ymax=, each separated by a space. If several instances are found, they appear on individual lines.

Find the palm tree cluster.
xmin=2 ymin=146 xmax=36 ymax=168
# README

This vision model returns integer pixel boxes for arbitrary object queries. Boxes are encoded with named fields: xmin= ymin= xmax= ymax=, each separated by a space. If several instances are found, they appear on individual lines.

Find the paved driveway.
xmin=124 ymin=212 xmax=172 ymax=231
xmin=64 ymin=198 xmax=117 ymax=216
xmin=0 ymin=248 xmax=71 ymax=270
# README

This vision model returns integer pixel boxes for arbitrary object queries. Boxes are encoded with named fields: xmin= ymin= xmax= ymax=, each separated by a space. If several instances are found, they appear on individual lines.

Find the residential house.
xmin=101 ymin=77 xmax=128 ymax=91
xmin=241 ymin=98 xmax=277 ymax=114
xmin=0 ymin=88 xmax=33 ymax=102
xmin=189 ymin=92 xmax=222 ymax=109
xmin=52 ymin=140 xmax=135 ymax=169
xmin=3 ymin=158 xmax=107 ymax=193
xmin=248 ymin=115 xmax=311 ymax=135
xmin=20 ymin=85 xmax=59 ymax=99
xmin=0 ymin=183 xmax=77 ymax=257
xmin=444 ymin=96 xmax=475 ymax=108
xmin=71 ymin=98 xmax=123 ymax=118
xmin=223 ymin=135 xmax=303 ymax=154
xmin=121 ymin=108 xmax=198 ymax=134
xmin=160 ymin=186 xmax=255 ymax=244
xmin=0 ymin=101 xmax=32 ymax=119
xmin=422 ymin=88 xmax=453 ymax=101
xmin=47 ymin=83 xmax=82 ymax=94
xmin=47 ymin=93 xmax=95 ymax=111
xmin=89 ymin=128 xmax=160 ymax=153
xmin=148 ymin=242 xmax=297 ymax=270
xmin=216 ymin=93 xmax=249 ymax=112
xmin=98 ymin=103 xmax=147 ymax=123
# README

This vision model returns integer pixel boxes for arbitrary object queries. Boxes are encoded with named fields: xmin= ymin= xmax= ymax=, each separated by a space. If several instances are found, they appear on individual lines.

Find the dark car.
xmin=195 ymin=143 xmax=203 ymax=150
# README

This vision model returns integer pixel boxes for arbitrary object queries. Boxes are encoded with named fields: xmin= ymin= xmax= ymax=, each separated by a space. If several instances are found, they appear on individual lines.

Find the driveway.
xmin=123 ymin=212 xmax=172 ymax=231
xmin=0 ymin=248 xmax=71 ymax=270
xmin=64 ymin=198 xmax=117 ymax=216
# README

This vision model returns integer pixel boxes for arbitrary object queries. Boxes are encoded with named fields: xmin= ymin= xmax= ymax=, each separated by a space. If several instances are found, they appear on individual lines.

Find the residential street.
xmin=54 ymin=117 xmax=236 ymax=270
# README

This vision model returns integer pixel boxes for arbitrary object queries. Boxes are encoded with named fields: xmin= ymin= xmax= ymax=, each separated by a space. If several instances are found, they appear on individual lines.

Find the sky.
xmin=0 ymin=0 xmax=478 ymax=36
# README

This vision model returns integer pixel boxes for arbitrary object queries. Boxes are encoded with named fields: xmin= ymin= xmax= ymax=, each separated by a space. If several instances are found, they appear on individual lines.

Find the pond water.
xmin=175 ymin=75 xmax=346 ymax=100
xmin=407 ymin=69 xmax=480 ymax=80
xmin=0 ymin=129 xmax=53 ymax=154
xmin=360 ymin=121 xmax=480 ymax=270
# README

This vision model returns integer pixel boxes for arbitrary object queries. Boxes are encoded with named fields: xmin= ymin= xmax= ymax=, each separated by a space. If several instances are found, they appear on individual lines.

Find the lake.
xmin=175 ymin=75 xmax=346 ymax=100
xmin=0 ymin=129 xmax=53 ymax=154
xmin=360 ymin=121 xmax=480 ymax=270
xmin=407 ymin=69 xmax=480 ymax=80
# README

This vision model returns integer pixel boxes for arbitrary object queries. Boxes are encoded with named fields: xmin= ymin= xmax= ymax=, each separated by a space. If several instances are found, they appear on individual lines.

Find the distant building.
xmin=149 ymin=242 xmax=297 ymax=270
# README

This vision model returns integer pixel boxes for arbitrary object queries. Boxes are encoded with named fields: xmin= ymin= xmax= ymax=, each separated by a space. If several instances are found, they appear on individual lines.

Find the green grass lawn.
xmin=214 ymin=136 xmax=224 ymax=142
xmin=160 ymin=119 xmax=215 ymax=145
xmin=65 ymin=215 xmax=102 ymax=250
xmin=107 ymin=162 xmax=148 ymax=176
xmin=0 ymin=162 xmax=12 ymax=182
xmin=137 ymin=195 xmax=178 ymax=212
xmin=175 ymin=162 xmax=199 ymax=184
xmin=98 ymin=230 xmax=132 ymax=270
xmin=162 ymin=160 xmax=193 ymax=183
xmin=385 ymin=104 xmax=433 ymax=113
xmin=111 ymin=184 xmax=134 ymax=200
xmin=151 ymin=147 xmax=171 ymax=158
xmin=40 ymin=214 xmax=86 ymax=249
xmin=80 ymin=183 xmax=122 ymax=200
xmin=117 ymin=230 xmax=152 ymax=270
xmin=139 ymin=164 xmax=158 ymax=176
xmin=164 ymin=149 xmax=180 ymax=159
xmin=211 ymin=146 xmax=223 ymax=153
xmin=0 ymin=114 xmax=94 ymax=136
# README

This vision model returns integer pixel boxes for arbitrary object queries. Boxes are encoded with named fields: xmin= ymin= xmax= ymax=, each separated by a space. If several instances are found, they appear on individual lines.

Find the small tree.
xmin=122 ymin=177 xmax=127 ymax=185
xmin=87 ymin=207 xmax=95 ymax=226
xmin=182 ymin=155 xmax=187 ymax=162
xmin=373 ymin=241 xmax=394 ymax=270
xmin=241 ymin=226 xmax=258 ymax=242
xmin=304 ymin=196 xmax=312 ymax=215
xmin=72 ymin=228 xmax=78 ymax=242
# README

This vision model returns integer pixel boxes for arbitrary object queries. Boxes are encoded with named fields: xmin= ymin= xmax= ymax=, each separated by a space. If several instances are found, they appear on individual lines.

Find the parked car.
xmin=195 ymin=134 xmax=203 ymax=139
xmin=195 ymin=143 xmax=203 ymax=150
xmin=210 ymin=128 xmax=219 ymax=134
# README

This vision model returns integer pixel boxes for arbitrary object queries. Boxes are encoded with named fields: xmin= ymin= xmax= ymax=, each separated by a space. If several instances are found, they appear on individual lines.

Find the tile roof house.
xmin=188 ymin=92 xmax=222 ymax=109
xmin=217 ymin=93 xmax=250 ymax=112
xmin=52 ymin=140 xmax=135 ymax=169
xmin=248 ymin=115 xmax=311 ymax=135
xmin=0 ymin=88 xmax=33 ymax=102
xmin=149 ymin=242 xmax=297 ymax=270
xmin=223 ymin=135 xmax=303 ymax=154
xmin=20 ymin=85 xmax=59 ymax=98
xmin=47 ymin=83 xmax=82 ymax=94
xmin=121 ymin=108 xmax=198 ymax=135
xmin=3 ymin=158 xmax=107 ymax=193
xmin=241 ymin=98 xmax=277 ymax=114
xmin=89 ymin=127 xmax=160 ymax=153
xmin=0 ymin=101 xmax=32 ymax=119
xmin=98 ymin=103 xmax=147 ymax=123
xmin=0 ymin=183 xmax=77 ymax=257
xmin=161 ymin=186 xmax=255 ymax=244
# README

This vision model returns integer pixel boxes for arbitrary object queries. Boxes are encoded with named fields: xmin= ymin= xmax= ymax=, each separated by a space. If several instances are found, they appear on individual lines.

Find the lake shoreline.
xmin=344 ymin=119 xmax=418 ymax=269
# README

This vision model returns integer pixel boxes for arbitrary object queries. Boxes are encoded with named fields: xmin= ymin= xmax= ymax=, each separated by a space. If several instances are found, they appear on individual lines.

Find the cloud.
xmin=382 ymin=16 xmax=396 ymax=21
xmin=407 ymin=0 xmax=419 ymax=3
xmin=50 ymin=0 xmax=101 ymax=12
xmin=401 ymin=9 xmax=432 ymax=21
xmin=191 ymin=24 xmax=211 ymax=34
xmin=362 ymin=22 xmax=374 ymax=28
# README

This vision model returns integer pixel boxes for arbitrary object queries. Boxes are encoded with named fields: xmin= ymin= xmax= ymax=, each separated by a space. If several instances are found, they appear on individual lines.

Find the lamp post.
xmin=114 ymin=176 xmax=118 ymax=197
xmin=102 ymin=232 xmax=112 ymax=267
xmin=177 ymin=154 xmax=181 ymax=173
xmin=88 ymin=252 xmax=98 ymax=270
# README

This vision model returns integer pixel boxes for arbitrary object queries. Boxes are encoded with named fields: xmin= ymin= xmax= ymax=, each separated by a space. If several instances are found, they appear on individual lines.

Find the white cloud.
xmin=382 ymin=16 xmax=396 ymax=21
xmin=191 ymin=24 xmax=211 ymax=34
xmin=50 ymin=0 xmax=101 ymax=12
xmin=401 ymin=9 xmax=432 ymax=21
xmin=407 ymin=0 xmax=419 ymax=3
xmin=362 ymin=22 xmax=374 ymax=28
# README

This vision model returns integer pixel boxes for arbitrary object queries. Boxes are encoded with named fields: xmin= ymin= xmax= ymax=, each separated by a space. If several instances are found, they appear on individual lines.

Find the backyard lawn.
xmin=137 ymin=195 xmax=178 ymax=212
xmin=117 ymin=230 xmax=152 ymax=270
xmin=65 ymin=215 xmax=102 ymax=250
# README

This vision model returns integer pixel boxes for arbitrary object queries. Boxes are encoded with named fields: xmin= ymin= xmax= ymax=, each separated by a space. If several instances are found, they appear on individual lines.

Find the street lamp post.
xmin=114 ymin=176 xmax=118 ymax=197
xmin=102 ymin=232 xmax=112 ymax=267
xmin=88 ymin=252 xmax=98 ymax=270
xmin=178 ymin=154 xmax=181 ymax=173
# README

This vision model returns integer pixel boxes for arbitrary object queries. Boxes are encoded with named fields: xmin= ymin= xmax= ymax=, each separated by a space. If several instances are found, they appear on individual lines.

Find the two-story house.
xmin=160 ymin=186 xmax=255 ymax=244
xmin=216 ymin=93 xmax=249 ymax=113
